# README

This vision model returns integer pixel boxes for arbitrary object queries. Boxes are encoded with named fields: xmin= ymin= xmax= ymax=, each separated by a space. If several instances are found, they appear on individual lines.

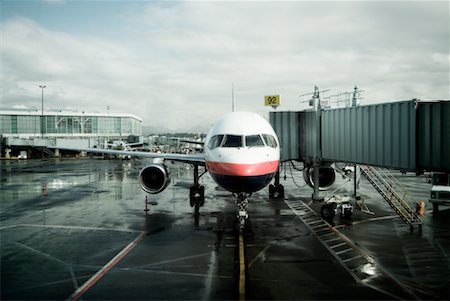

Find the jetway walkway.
xmin=269 ymin=99 xmax=447 ymax=228
xmin=360 ymin=166 xmax=422 ymax=229
xmin=270 ymin=100 xmax=450 ymax=172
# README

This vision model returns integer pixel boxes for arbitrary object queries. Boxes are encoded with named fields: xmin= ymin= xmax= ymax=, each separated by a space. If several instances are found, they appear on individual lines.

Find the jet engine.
xmin=139 ymin=164 xmax=171 ymax=194
xmin=303 ymin=163 xmax=336 ymax=191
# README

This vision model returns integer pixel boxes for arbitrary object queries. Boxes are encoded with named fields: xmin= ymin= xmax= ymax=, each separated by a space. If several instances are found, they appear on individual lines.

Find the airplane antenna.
xmin=232 ymin=83 xmax=235 ymax=112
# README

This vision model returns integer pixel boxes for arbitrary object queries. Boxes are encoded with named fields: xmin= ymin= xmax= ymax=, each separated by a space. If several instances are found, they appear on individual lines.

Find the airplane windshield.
xmin=208 ymin=135 xmax=224 ymax=149
xmin=222 ymin=135 xmax=242 ymax=148
xmin=262 ymin=134 xmax=278 ymax=148
xmin=245 ymin=135 xmax=265 ymax=147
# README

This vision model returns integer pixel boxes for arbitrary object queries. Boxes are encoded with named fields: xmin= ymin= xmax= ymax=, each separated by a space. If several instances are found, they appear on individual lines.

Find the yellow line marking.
xmin=239 ymin=229 xmax=245 ymax=301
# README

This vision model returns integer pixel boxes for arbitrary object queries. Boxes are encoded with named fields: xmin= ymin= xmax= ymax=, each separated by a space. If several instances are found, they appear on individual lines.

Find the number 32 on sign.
xmin=264 ymin=95 xmax=280 ymax=109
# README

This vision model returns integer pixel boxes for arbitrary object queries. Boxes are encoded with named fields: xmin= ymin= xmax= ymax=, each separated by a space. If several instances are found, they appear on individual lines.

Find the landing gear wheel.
xmin=236 ymin=193 xmax=249 ymax=229
xmin=321 ymin=204 xmax=335 ymax=220
xmin=189 ymin=185 xmax=205 ymax=207
xmin=190 ymin=185 xmax=204 ymax=226
xmin=269 ymin=184 xmax=285 ymax=199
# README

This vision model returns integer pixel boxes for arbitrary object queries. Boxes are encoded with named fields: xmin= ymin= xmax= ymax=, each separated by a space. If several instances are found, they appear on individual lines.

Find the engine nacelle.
xmin=303 ymin=164 xmax=336 ymax=191
xmin=139 ymin=164 xmax=171 ymax=194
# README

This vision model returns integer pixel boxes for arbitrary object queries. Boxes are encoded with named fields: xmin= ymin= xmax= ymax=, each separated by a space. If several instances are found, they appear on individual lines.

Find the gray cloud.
xmin=1 ymin=1 xmax=448 ymax=132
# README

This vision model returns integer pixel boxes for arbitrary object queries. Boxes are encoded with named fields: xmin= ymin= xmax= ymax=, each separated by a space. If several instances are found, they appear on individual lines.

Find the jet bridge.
xmin=270 ymin=99 xmax=449 ymax=228
xmin=270 ymin=100 xmax=450 ymax=173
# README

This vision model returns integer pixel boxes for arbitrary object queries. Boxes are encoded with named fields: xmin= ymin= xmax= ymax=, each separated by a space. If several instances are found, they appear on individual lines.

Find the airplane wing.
xmin=125 ymin=142 xmax=145 ymax=147
xmin=48 ymin=146 xmax=205 ymax=165
xmin=179 ymin=139 xmax=205 ymax=146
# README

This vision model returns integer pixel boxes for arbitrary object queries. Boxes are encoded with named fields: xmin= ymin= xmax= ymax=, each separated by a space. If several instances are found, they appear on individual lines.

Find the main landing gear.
xmin=189 ymin=164 xmax=206 ymax=226
xmin=269 ymin=169 xmax=285 ymax=199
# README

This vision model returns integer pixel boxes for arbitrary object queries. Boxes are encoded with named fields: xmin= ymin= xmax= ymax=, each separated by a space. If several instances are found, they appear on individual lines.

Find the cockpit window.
xmin=222 ymin=135 xmax=242 ymax=147
xmin=245 ymin=135 xmax=265 ymax=147
xmin=262 ymin=134 xmax=278 ymax=148
xmin=208 ymin=135 xmax=224 ymax=149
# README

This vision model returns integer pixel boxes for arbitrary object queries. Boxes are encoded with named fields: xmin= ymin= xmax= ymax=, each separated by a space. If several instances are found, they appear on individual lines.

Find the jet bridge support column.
xmin=353 ymin=164 xmax=361 ymax=200
xmin=312 ymin=163 xmax=322 ymax=201
xmin=312 ymin=85 xmax=324 ymax=202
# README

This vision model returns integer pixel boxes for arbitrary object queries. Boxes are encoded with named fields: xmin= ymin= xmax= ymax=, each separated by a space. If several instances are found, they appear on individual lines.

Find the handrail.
xmin=360 ymin=165 xmax=422 ymax=227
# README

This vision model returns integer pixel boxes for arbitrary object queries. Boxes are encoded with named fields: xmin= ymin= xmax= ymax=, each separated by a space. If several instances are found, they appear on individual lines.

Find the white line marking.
xmin=140 ymin=252 xmax=211 ymax=268
xmin=67 ymin=232 xmax=146 ymax=301
xmin=17 ymin=223 xmax=143 ymax=233
xmin=13 ymin=241 xmax=80 ymax=290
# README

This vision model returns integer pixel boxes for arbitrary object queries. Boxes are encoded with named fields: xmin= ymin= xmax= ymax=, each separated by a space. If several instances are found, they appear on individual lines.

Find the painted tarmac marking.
xmin=0 ymin=224 xmax=21 ymax=230
xmin=284 ymin=196 xmax=419 ymax=300
xmin=67 ymin=232 xmax=146 ymax=301
xmin=330 ymin=242 xmax=347 ymax=249
xmin=140 ymin=252 xmax=211 ymax=268
xmin=342 ymin=255 xmax=362 ymax=263
xmin=202 ymin=251 xmax=217 ymax=301
xmin=17 ymin=223 xmax=143 ymax=233
xmin=107 ymin=266 xmax=234 ymax=279
xmin=13 ymin=241 xmax=80 ymax=291
xmin=248 ymin=244 xmax=271 ymax=269
xmin=6 ymin=275 xmax=93 ymax=294
xmin=333 ymin=210 xmax=434 ymax=229
xmin=323 ymin=237 xmax=342 ymax=243
xmin=238 ymin=229 xmax=245 ymax=301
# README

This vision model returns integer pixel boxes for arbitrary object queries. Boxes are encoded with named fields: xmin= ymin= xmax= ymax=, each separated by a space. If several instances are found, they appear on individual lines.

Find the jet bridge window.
xmin=262 ymin=134 xmax=278 ymax=148
xmin=245 ymin=135 xmax=265 ymax=147
xmin=222 ymin=135 xmax=242 ymax=148
xmin=208 ymin=135 xmax=224 ymax=149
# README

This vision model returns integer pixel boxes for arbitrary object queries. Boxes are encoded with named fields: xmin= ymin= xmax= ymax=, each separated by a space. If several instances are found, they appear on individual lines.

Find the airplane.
xmin=106 ymin=140 xmax=144 ymax=151
xmin=50 ymin=111 xmax=285 ymax=227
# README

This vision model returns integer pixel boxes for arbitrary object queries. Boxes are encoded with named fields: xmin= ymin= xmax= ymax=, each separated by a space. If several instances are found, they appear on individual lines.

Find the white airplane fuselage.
xmin=204 ymin=112 xmax=280 ymax=193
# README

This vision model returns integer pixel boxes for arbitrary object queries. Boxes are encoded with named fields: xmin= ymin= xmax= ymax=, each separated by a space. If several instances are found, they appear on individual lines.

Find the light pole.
xmin=39 ymin=85 xmax=46 ymax=138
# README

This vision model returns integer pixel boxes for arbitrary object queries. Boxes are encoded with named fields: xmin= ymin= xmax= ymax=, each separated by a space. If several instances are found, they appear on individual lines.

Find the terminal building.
xmin=0 ymin=108 xmax=142 ymax=158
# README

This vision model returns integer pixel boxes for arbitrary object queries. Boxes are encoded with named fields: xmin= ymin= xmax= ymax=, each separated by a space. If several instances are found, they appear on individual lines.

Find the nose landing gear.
xmin=236 ymin=193 xmax=250 ymax=228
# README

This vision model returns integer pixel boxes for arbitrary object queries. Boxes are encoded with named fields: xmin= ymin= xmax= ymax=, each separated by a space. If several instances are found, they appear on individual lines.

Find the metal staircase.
xmin=360 ymin=166 xmax=422 ymax=229
xmin=39 ymin=147 xmax=56 ymax=158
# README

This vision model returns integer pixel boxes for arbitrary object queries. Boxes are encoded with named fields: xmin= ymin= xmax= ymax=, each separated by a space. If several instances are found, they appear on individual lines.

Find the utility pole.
xmin=39 ymin=85 xmax=46 ymax=138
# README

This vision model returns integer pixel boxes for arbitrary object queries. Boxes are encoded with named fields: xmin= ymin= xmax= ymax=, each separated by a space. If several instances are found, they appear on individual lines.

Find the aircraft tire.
xmin=276 ymin=184 xmax=285 ymax=199
xmin=190 ymin=186 xmax=205 ymax=207
xmin=269 ymin=184 xmax=275 ymax=198
xmin=269 ymin=184 xmax=284 ymax=199
xmin=321 ymin=204 xmax=335 ymax=220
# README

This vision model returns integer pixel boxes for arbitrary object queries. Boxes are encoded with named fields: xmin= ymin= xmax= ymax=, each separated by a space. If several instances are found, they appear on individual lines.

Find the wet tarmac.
xmin=1 ymin=158 xmax=449 ymax=300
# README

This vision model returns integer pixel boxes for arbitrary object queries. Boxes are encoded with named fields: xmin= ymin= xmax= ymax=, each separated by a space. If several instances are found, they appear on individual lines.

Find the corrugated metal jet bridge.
xmin=269 ymin=100 xmax=449 ymax=229
xmin=270 ymin=100 xmax=449 ymax=172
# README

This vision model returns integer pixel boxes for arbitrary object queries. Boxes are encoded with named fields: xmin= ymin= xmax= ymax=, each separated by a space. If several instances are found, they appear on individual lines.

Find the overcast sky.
xmin=1 ymin=0 xmax=448 ymax=132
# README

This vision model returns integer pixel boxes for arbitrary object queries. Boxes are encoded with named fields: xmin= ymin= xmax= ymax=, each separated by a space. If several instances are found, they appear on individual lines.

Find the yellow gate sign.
xmin=264 ymin=95 xmax=280 ymax=109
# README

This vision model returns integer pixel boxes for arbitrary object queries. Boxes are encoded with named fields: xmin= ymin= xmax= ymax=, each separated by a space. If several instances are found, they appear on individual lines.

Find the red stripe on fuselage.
xmin=206 ymin=160 xmax=279 ymax=177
